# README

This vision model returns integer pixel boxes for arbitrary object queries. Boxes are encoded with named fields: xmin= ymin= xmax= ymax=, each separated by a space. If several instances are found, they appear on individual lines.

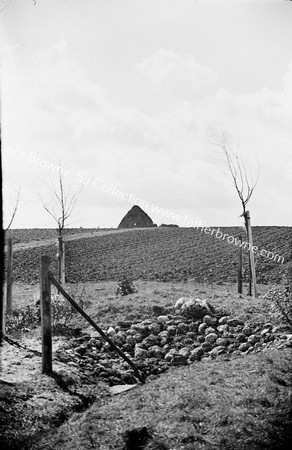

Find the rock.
xmin=189 ymin=322 xmax=199 ymax=333
xmin=186 ymin=331 xmax=196 ymax=340
xmin=174 ymin=297 xmax=188 ymax=309
xmin=205 ymin=333 xmax=218 ymax=344
xmin=181 ymin=298 xmax=215 ymax=319
xmin=162 ymin=344 xmax=171 ymax=354
xmin=189 ymin=347 xmax=204 ymax=361
xmin=198 ymin=323 xmax=208 ymax=334
xmin=204 ymin=326 xmax=216 ymax=335
xmin=107 ymin=326 xmax=116 ymax=337
xmin=201 ymin=342 xmax=212 ymax=352
xmin=179 ymin=347 xmax=190 ymax=358
xmin=228 ymin=343 xmax=239 ymax=352
xmin=203 ymin=315 xmax=218 ymax=327
xmin=242 ymin=326 xmax=253 ymax=336
xmin=177 ymin=323 xmax=189 ymax=334
xmin=159 ymin=330 xmax=169 ymax=339
xmin=133 ymin=333 xmax=143 ymax=343
xmin=254 ymin=342 xmax=262 ymax=350
xmin=197 ymin=335 xmax=205 ymax=343
xmin=117 ymin=321 xmax=132 ymax=329
xmin=215 ymin=337 xmax=229 ymax=346
xmin=123 ymin=343 xmax=133 ymax=353
xmin=171 ymin=354 xmax=187 ymax=366
xmin=237 ymin=333 xmax=247 ymax=343
xmin=227 ymin=318 xmax=244 ymax=327
xmin=157 ymin=315 xmax=169 ymax=323
xmin=126 ymin=335 xmax=135 ymax=346
xmin=131 ymin=324 xmax=148 ymax=336
xmin=152 ymin=305 xmax=167 ymax=315
xmin=210 ymin=346 xmax=226 ymax=358
xmin=148 ymin=323 xmax=162 ymax=335
xmin=141 ymin=335 xmax=159 ymax=349
xmin=165 ymin=349 xmax=178 ymax=361
xmin=286 ymin=335 xmax=292 ymax=347
xmin=261 ymin=328 xmax=271 ymax=336
xmin=166 ymin=325 xmax=176 ymax=336
xmin=67 ymin=361 xmax=79 ymax=367
xmin=217 ymin=324 xmax=229 ymax=334
xmin=238 ymin=342 xmax=250 ymax=352
xmin=272 ymin=325 xmax=291 ymax=333
xmin=218 ymin=316 xmax=229 ymax=325
xmin=247 ymin=334 xmax=260 ymax=345
xmin=148 ymin=345 xmax=163 ymax=358
xmin=113 ymin=334 xmax=126 ymax=346
xmin=75 ymin=345 xmax=87 ymax=355
xmin=126 ymin=328 xmax=136 ymax=335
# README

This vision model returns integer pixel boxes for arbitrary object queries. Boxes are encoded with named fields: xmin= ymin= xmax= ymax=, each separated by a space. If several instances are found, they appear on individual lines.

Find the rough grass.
xmin=32 ymin=348 xmax=292 ymax=450
xmin=3 ymin=280 xmax=292 ymax=449
xmin=9 ymin=280 xmax=275 ymax=329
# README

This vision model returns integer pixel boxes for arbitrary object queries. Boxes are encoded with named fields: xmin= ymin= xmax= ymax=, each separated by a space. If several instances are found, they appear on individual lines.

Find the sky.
xmin=1 ymin=0 xmax=292 ymax=229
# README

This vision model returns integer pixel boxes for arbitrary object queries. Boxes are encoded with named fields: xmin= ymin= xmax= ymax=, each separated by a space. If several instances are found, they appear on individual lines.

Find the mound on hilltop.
xmin=118 ymin=205 xmax=156 ymax=229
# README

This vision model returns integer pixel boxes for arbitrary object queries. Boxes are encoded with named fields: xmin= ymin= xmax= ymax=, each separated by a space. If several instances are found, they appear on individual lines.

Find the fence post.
xmin=245 ymin=211 xmax=257 ymax=298
xmin=6 ymin=238 xmax=13 ymax=314
xmin=61 ymin=240 xmax=65 ymax=286
xmin=0 ymin=291 xmax=4 ymax=343
xmin=41 ymin=256 xmax=52 ymax=374
xmin=238 ymin=235 xmax=243 ymax=294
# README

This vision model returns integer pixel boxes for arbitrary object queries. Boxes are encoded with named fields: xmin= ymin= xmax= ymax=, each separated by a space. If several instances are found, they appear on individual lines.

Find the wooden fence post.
xmin=41 ymin=256 xmax=52 ymax=374
xmin=58 ymin=236 xmax=62 ymax=285
xmin=238 ymin=235 xmax=243 ymax=294
xmin=6 ymin=238 xmax=13 ymax=314
xmin=0 ymin=291 xmax=4 ymax=343
xmin=245 ymin=211 xmax=257 ymax=298
xmin=61 ymin=240 xmax=65 ymax=286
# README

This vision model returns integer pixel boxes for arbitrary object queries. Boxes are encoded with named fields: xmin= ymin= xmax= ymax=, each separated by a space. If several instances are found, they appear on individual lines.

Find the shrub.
xmin=5 ymin=305 xmax=40 ymax=334
xmin=5 ymin=285 xmax=90 ymax=334
xmin=116 ymin=278 xmax=138 ymax=296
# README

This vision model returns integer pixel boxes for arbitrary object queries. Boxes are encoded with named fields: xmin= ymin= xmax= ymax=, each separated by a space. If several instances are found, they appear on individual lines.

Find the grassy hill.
xmin=6 ymin=226 xmax=292 ymax=285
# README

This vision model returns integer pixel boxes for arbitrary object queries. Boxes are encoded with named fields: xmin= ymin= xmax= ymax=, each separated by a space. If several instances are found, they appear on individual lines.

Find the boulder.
xmin=203 ymin=315 xmax=218 ymax=327
xmin=157 ymin=315 xmax=169 ymax=323
xmin=205 ymin=333 xmax=218 ymax=344
xmin=227 ymin=318 xmax=244 ymax=327
xmin=238 ymin=342 xmax=250 ymax=352
xmin=189 ymin=347 xmax=204 ymax=361
xmin=148 ymin=323 xmax=162 ymax=335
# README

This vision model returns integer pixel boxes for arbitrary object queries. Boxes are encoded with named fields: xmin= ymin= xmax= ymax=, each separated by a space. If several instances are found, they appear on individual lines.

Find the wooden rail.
xmin=40 ymin=256 xmax=145 ymax=383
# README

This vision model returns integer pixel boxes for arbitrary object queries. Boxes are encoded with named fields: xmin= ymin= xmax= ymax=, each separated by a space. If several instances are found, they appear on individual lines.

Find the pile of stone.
xmin=55 ymin=297 xmax=292 ymax=386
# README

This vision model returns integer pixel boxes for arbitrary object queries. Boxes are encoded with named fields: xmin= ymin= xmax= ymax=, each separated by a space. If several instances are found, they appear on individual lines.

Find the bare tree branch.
xmin=5 ymin=189 xmax=20 ymax=231
xmin=211 ymin=131 xmax=259 ymax=218
xmin=41 ymin=163 xmax=80 ymax=237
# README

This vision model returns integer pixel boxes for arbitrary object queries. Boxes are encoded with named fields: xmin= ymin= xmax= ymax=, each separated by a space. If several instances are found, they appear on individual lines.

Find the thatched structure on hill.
xmin=118 ymin=205 xmax=156 ymax=229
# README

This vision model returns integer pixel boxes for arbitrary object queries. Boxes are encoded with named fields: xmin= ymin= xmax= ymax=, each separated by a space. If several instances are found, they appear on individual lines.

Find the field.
xmin=5 ymin=226 xmax=292 ymax=284
xmin=1 ymin=226 xmax=292 ymax=449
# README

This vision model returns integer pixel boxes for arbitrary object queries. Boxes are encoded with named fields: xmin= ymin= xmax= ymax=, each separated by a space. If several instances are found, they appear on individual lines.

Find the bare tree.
xmin=212 ymin=132 xmax=259 ymax=222
xmin=41 ymin=166 xmax=79 ymax=285
xmin=211 ymin=131 xmax=259 ymax=297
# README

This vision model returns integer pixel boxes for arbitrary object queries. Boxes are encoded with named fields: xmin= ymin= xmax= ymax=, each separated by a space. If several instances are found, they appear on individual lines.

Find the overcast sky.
xmin=1 ymin=0 xmax=292 ymax=229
